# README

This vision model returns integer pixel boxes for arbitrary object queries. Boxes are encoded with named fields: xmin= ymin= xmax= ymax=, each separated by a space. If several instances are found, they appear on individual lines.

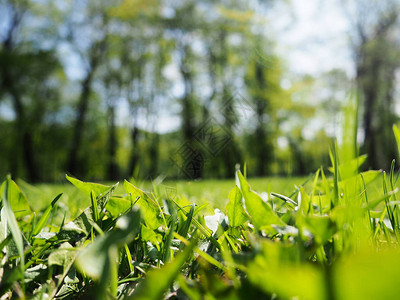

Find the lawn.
xmin=2 ymin=163 xmax=400 ymax=299
xmin=17 ymin=176 xmax=310 ymax=220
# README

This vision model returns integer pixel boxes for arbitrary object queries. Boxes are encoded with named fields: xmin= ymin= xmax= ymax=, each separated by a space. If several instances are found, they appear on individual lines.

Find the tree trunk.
xmin=354 ymin=9 xmax=399 ymax=170
xmin=148 ymin=133 xmax=159 ymax=178
xmin=67 ymin=70 xmax=94 ymax=176
xmin=254 ymin=63 xmax=270 ymax=176
xmin=179 ymin=44 xmax=203 ymax=179
xmin=359 ymin=46 xmax=380 ymax=170
xmin=66 ymin=22 xmax=108 ymax=176
xmin=128 ymin=125 xmax=140 ymax=177
xmin=221 ymin=87 xmax=240 ymax=177
xmin=12 ymin=90 xmax=39 ymax=182
xmin=107 ymin=104 xmax=119 ymax=180
xmin=181 ymin=70 xmax=196 ymax=143
xmin=1 ymin=59 xmax=39 ymax=182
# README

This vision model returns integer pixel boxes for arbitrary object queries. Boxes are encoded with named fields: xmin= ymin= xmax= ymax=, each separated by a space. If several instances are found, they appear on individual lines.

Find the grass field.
xmin=2 ymin=146 xmax=400 ymax=299
xmin=17 ymin=176 xmax=310 ymax=220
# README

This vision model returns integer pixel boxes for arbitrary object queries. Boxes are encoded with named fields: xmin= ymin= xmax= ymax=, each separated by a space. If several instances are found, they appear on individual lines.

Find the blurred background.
xmin=0 ymin=0 xmax=399 ymax=182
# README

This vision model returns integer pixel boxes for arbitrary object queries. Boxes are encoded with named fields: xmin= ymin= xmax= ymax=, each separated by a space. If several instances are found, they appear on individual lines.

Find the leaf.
xmin=56 ymin=183 xmax=118 ymax=244
xmin=24 ymin=264 xmax=47 ymax=284
xmin=75 ymin=208 xmax=141 ymax=280
xmin=237 ymin=171 xmax=285 ymax=230
xmin=48 ymin=242 xmax=80 ymax=299
xmin=334 ymin=247 xmax=400 ymax=299
xmin=34 ymin=231 xmax=57 ymax=240
xmin=339 ymin=170 xmax=380 ymax=191
xmin=302 ymin=215 xmax=336 ymax=245
xmin=0 ymin=209 xmax=21 ymax=260
xmin=179 ymin=204 xmax=194 ymax=239
xmin=328 ymin=155 xmax=367 ymax=181
xmin=32 ymin=193 xmax=62 ymax=236
xmin=298 ymin=186 xmax=311 ymax=215
xmin=247 ymin=254 xmax=325 ymax=300
xmin=163 ymin=201 xmax=177 ymax=263
xmin=331 ymin=142 xmax=340 ymax=207
xmin=226 ymin=186 xmax=249 ymax=227
xmin=141 ymin=225 xmax=162 ymax=245
xmin=176 ymin=275 xmax=202 ymax=300
xmin=246 ymin=239 xmax=326 ymax=300
xmin=175 ymin=233 xmax=226 ymax=271
xmin=106 ymin=196 xmax=132 ymax=217
xmin=66 ymin=174 xmax=113 ymax=197
xmin=271 ymin=192 xmax=297 ymax=208
xmin=90 ymin=190 xmax=99 ymax=222
xmin=393 ymin=124 xmax=400 ymax=159
xmin=0 ymin=234 xmax=11 ymax=253
xmin=1 ymin=178 xmax=25 ymax=284
xmin=194 ymin=202 xmax=209 ymax=217
xmin=55 ymin=206 xmax=95 ymax=244
xmin=320 ymin=167 xmax=332 ymax=208
xmin=124 ymin=180 xmax=163 ymax=230
xmin=170 ymin=198 xmax=221 ymax=250
xmin=129 ymin=237 xmax=198 ymax=300
xmin=67 ymin=175 xmax=118 ymax=212
xmin=339 ymin=95 xmax=359 ymax=179
xmin=48 ymin=242 xmax=77 ymax=269
xmin=362 ymin=189 xmax=398 ymax=211
xmin=0 ymin=177 xmax=31 ymax=218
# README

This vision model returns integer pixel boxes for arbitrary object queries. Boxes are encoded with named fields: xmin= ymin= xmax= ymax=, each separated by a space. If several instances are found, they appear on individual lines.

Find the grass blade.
xmin=226 ymin=186 xmax=249 ymax=227
xmin=179 ymin=203 xmax=194 ymax=239
xmin=32 ymin=193 xmax=62 ymax=236
xmin=2 ymin=177 xmax=25 ymax=293
xmin=237 ymin=171 xmax=285 ymax=230
xmin=90 ymin=190 xmax=100 ymax=223
xmin=129 ymin=237 xmax=198 ymax=300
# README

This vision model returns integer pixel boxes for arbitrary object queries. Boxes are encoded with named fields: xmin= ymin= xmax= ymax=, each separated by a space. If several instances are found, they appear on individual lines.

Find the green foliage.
xmin=237 ymin=170 xmax=285 ymax=229
xmin=3 ymin=130 xmax=400 ymax=298
xmin=225 ymin=186 xmax=248 ymax=227
xmin=124 ymin=180 xmax=164 ymax=230
xmin=130 ymin=237 xmax=198 ymax=300
xmin=32 ymin=193 xmax=62 ymax=236
xmin=0 ymin=177 xmax=31 ymax=218
xmin=1 ymin=177 xmax=26 ymax=291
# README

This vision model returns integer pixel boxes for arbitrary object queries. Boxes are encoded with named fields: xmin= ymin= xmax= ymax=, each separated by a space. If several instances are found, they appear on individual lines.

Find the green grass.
xmin=1 ymin=163 xmax=400 ymax=299
xmin=16 ymin=176 xmax=309 ymax=222
xmin=3 ymin=124 xmax=400 ymax=299
xmin=163 ymin=176 xmax=310 ymax=208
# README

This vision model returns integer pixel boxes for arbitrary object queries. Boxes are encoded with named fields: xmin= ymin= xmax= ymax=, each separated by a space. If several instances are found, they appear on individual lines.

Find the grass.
xmin=16 ymin=176 xmax=309 ymax=220
xmin=2 ymin=124 xmax=400 ymax=298
xmin=1 ymin=161 xmax=400 ymax=299
xmin=163 ymin=176 xmax=311 ymax=208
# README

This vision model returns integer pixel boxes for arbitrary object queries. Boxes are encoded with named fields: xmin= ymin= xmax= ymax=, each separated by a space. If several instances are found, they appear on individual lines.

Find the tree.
xmin=65 ymin=1 xmax=110 ymax=177
xmin=245 ymin=47 xmax=276 ymax=176
xmin=344 ymin=0 xmax=400 ymax=169
xmin=109 ymin=0 xmax=166 ymax=179
xmin=101 ymin=63 xmax=122 ymax=181
xmin=0 ymin=0 xmax=63 ymax=181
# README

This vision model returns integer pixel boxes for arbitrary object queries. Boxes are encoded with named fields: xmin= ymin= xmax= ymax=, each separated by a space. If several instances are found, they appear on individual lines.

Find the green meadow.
xmin=18 ymin=176 xmax=309 ymax=215
xmin=2 ymin=132 xmax=400 ymax=299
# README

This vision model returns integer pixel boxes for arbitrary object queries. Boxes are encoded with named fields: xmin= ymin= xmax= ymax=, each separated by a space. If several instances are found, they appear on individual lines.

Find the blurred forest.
xmin=0 ymin=0 xmax=400 ymax=182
